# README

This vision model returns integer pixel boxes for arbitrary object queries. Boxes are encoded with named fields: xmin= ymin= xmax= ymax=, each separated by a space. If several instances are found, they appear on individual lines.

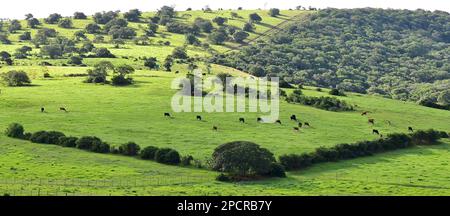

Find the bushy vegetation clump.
xmin=155 ymin=148 xmax=181 ymax=165
xmin=1 ymin=70 xmax=31 ymax=86
xmin=286 ymin=90 xmax=353 ymax=111
xmin=212 ymin=141 xmax=285 ymax=179
xmin=5 ymin=123 xmax=25 ymax=139
xmin=118 ymin=142 xmax=141 ymax=156
xmin=280 ymin=130 xmax=448 ymax=171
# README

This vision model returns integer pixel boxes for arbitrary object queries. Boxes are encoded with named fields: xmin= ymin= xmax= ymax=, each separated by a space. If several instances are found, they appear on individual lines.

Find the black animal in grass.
xmin=239 ymin=118 xmax=245 ymax=123
xmin=298 ymin=122 xmax=303 ymax=128
xmin=361 ymin=111 xmax=369 ymax=116
xmin=293 ymin=127 xmax=300 ymax=132
xmin=212 ymin=126 xmax=218 ymax=131
xmin=164 ymin=112 xmax=171 ymax=117
xmin=196 ymin=115 xmax=202 ymax=121
xmin=304 ymin=122 xmax=310 ymax=127
xmin=175 ymin=71 xmax=180 ymax=74
xmin=372 ymin=129 xmax=380 ymax=135
xmin=408 ymin=127 xmax=414 ymax=132
xmin=290 ymin=115 xmax=297 ymax=121
xmin=257 ymin=117 xmax=263 ymax=123
xmin=275 ymin=120 xmax=282 ymax=124
xmin=41 ymin=107 xmax=45 ymax=113
xmin=59 ymin=107 xmax=68 ymax=112
xmin=368 ymin=119 xmax=375 ymax=125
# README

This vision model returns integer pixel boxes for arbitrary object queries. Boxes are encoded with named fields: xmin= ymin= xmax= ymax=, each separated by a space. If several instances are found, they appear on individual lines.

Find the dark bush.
xmin=216 ymin=173 xmax=231 ymax=182
xmin=155 ymin=148 xmax=181 ymax=165
xmin=267 ymin=163 xmax=286 ymax=178
xmin=181 ymin=155 xmax=194 ymax=166
xmin=118 ymin=142 xmax=141 ymax=156
xmin=58 ymin=136 xmax=78 ymax=147
xmin=329 ymin=88 xmax=346 ymax=96
xmin=90 ymin=141 xmax=111 ymax=153
xmin=1 ymin=70 xmax=31 ymax=86
xmin=23 ymin=132 xmax=32 ymax=140
xmin=140 ymin=146 xmax=159 ymax=160
xmin=76 ymin=136 xmax=102 ymax=150
xmin=286 ymin=91 xmax=353 ymax=111
xmin=30 ymin=131 xmax=65 ymax=144
xmin=212 ymin=141 xmax=275 ymax=177
xmin=5 ymin=123 xmax=25 ymax=139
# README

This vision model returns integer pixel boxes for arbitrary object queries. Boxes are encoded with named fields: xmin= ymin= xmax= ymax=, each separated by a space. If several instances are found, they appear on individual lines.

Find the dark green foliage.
xmin=212 ymin=17 xmax=227 ymax=26
xmin=157 ymin=6 xmax=176 ymax=18
xmin=171 ymin=47 xmax=188 ymax=59
xmin=118 ymin=142 xmax=141 ymax=156
xmin=243 ymin=23 xmax=254 ymax=32
xmin=0 ymin=33 xmax=11 ymax=44
xmin=68 ymin=56 xmax=83 ymax=65
xmin=124 ymin=9 xmax=142 ymax=22
xmin=92 ymin=48 xmax=115 ymax=58
xmin=19 ymin=32 xmax=32 ymax=41
xmin=27 ymin=18 xmax=40 ymax=28
xmin=73 ymin=12 xmax=87 ymax=19
xmin=216 ymin=173 xmax=231 ymax=182
xmin=30 ymin=131 xmax=65 ymax=144
xmin=58 ymin=18 xmax=73 ymax=28
xmin=140 ymin=146 xmax=159 ymax=160
xmin=286 ymin=90 xmax=353 ymax=111
xmin=90 ymin=141 xmax=111 ymax=153
xmin=214 ymin=9 xmax=450 ymax=103
xmin=93 ymin=11 xmax=119 ymax=24
xmin=249 ymin=13 xmax=262 ymax=23
xmin=166 ymin=22 xmax=191 ymax=34
xmin=143 ymin=57 xmax=158 ymax=69
xmin=8 ymin=20 xmax=22 ymax=33
xmin=269 ymin=8 xmax=280 ymax=17
xmin=208 ymin=29 xmax=228 ymax=45
xmin=5 ymin=123 xmax=25 ymax=139
xmin=194 ymin=18 xmax=214 ymax=33
xmin=155 ymin=148 xmax=181 ymax=165
xmin=212 ymin=141 xmax=275 ymax=177
xmin=280 ymin=130 xmax=445 ymax=171
xmin=111 ymin=64 xmax=134 ymax=86
xmin=76 ymin=136 xmax=102 ymax=150
xmin=45 ymin=13 xmax=62 ymax=24
xmin=185 ymin=33 xmax=200 ymax=45
xmin=85 ymin=23 xmax=101 ymax=34
xmin=267 ymin=163 xmax=286 ymax=178
xmin=232 ymin=31 xmax=249 ymax=43
xmin=1 ymin=70 xmax=31 ymax=86
xmin=181 ymin=155 xmax=194 ymax=166
xmin=58 ymin=136 xmax=78 ymax=147
xmin=329 ymin=88 xmax=346 ymax=96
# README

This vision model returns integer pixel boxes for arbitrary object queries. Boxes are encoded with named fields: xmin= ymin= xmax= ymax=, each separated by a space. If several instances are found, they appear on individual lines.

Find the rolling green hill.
xmin=0 ymin=7 xmax=449 ymax=196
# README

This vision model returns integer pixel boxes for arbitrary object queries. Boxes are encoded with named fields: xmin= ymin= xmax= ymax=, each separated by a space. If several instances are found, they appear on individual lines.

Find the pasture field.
xmin=0 ymin=9 xmax=449 ymax=196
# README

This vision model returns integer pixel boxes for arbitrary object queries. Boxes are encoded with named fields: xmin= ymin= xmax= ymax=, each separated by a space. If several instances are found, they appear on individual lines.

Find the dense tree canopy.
xmin=213 ymin=8 xmax=450 ymax=105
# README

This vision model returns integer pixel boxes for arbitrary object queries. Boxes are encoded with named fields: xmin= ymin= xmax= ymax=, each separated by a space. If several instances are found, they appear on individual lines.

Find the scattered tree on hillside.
xmin=212 ymin=17 xmax=227 ymax=26
xmin=73 ymin=12 xmax=87 ymax=19
xmin=269 ymin=8 xmax=280 ymax=17
xmin=1 ymin=70 xmax=31 ymax=86
xmin=249 ymin=13 xmax=262 ymax=23
xmin=45 ymin=13 xmax=63 ymax=24
xmin=58 ymin=18 xmax=73 ymax=28
xmin=8 ymin=20 xmax=22 ymax=33
xmin=124 ymin=9 xmax=142 ymax=22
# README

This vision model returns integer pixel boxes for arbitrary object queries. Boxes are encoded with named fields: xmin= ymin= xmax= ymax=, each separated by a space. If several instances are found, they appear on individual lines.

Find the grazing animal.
xmin=41 ymin=107 xmax=45 ymax=113
xmin=298 ymin=122 xmax=303 ymax=128
xmin=380 ymin=134 xmax=383 ymax=138
xmin=196 ymin=115 xmax=202 ymax=121
xmin=293 ymin=127 xmax=300 ymax=132
xmin=368 ymin=119 xmax=375 ymax=125
xmin=408 ymin=127 xmax=414 ymax=132
xmin=372 ymin=129 xmax=380 ymax=135
xmin=290 ymin=115 xmax=297 ymax=121
xmin=239 ymin=118 xmax=245 ymax=123
xmin=59 ymin=107 xmax=67 ymax=112
xmin=304 ymin=122 xmax=310 ymax=127
xmin=212 ymin=126 xmax=218 ymax=131
xmin=275 ymin=120 xmax=282 ymax=124
xmin=361 ymin=111 xmax=368 ymax=116
xmin=257 ymin=117 xmax=263 ymax=123
xmin=175 ymin=71 xmax=179 ymax=74
xmin=164 ymin=112 xmax=171 ymax=117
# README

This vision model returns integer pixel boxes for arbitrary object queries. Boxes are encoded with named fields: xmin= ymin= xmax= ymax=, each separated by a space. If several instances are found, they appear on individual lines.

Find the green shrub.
xmin=58 ymin=136 xmax=78 ymax=147
xmin=30 ymin=131 xmax=65 ymax=144
xmin=1 ymin=70 xmax=31 ymax=86
xmin=267 ymin=163 xmax=286 ymax=178
xmin=118 ymin=142 xmax=141 ymax=156
xmin=76 ymin=136 xmax=102 ymax=150
xmin=216 ymin=173 xmax=231 ymax=182
xmin=90 ymin=141 xmax=110 ymax=153
xmin=155 ymin=148 xmax=181 ymax=165
xmin=5 ymin=123 xmax=25 ymax=139
xmin=181 ymin=155 xmax=194 ymax=166
xmin=212 ymin=141 xmax=275 ymax=177
xmin=140 ymin=146 xmax=159 ymax=160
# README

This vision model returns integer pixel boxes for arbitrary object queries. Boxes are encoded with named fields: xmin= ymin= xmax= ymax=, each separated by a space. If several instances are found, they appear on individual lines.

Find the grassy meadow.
xmin=0 ymin=9 xmax=449 ymax=195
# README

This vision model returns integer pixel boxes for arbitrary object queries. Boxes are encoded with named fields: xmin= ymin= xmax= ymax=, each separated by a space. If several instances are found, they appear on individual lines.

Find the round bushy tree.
xmin=58 ymin=136 xmax=78 ymax=147
xmin=1 ymin=70 xmax=31 ymax=86
xmin=76 ymin=136 xmax=102 ymax=150
xmin=212 ymin=141 xmax=276 ymax=177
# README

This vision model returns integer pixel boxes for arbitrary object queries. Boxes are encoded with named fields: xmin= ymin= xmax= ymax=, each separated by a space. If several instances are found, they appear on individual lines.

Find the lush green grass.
xmin=0 ymin=9 xmax=449 ymax=196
